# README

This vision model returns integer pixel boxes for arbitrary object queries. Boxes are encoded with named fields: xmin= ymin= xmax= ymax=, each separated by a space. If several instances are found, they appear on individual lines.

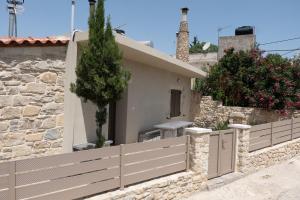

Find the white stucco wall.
xmin=122 ymin=59 xmax=191 ymax=143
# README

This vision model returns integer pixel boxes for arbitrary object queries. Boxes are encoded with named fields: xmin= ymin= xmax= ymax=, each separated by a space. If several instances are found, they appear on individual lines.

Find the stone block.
xmin=0 ymin=122 xmax=9 ymax=132
xmin=19 ymin=118 xmax=34 ymax=130
xmin=22 ymin=83 xmax=46 ymax=94
xmin=23 ymin=105 xmax=41 ymax=117
xmin=18 ymin=74 xmax=36 ymax=83
xmin=3 ymin=81 xmax=20 ymax=86
xmin=25 ymin=133 xmax=43 ymax=142
xmin=34 ymin=141 xmax=51 ymax=149
xmin=41 ymin=117 xmax=56 ymax=129
xmin=45 ymin=128 xmax=61 ymax=140
xmin=13 ymin=145 xmax=32 ymax=157
xmin=13 ymin=95 xmax=32 ymax=106
xmin=40 ymin=72 xmax=57 ymax=84
xmin=7 ymin=86 xmax=19 ymax=95
xmin=54 ymin=93 xmax=64 ymax=103
xmin=2 ymin=133 xmax=25 ymax=147
xmin=0 ymin=71 xmax=13 ymax=80
xmin=56 ymin=114 xmax=64 ymax=126
xmin=41 ymin=103 xmax=63 ymax=115
xmin=1 ymin=107 xmax=21 ymax=120
xmin=0 ymin=95 xmax=12 ymax=108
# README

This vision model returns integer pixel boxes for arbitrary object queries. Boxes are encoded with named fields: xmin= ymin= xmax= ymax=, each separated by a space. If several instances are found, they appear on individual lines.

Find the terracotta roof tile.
xmin=0 ymin=36 xmax=69 ymax=47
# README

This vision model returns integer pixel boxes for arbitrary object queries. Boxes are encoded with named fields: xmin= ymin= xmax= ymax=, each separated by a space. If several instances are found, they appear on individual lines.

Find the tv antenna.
xmin=7 ymin=0 xmax=25 ymax=37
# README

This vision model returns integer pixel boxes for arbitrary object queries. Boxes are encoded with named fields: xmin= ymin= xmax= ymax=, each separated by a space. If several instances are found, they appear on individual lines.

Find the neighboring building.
xmin=0 ymin=37 xmax=69 ymax=161
xmin=189 ymin=52 xmax=218 ymax=72
xmin=63 ymin=32 xmax=206 ymax=151
xmin=218 ymin=27 xmax=256 ymax=59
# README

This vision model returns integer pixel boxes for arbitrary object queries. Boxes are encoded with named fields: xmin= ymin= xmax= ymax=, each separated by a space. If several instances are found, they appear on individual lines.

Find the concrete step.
xmin=207 ymin=172 xmax=244 ymax=191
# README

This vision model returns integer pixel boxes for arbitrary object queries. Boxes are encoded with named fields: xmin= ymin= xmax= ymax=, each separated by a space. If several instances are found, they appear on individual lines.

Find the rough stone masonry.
xmin=0 ymin=44 xmax=67 ymax=161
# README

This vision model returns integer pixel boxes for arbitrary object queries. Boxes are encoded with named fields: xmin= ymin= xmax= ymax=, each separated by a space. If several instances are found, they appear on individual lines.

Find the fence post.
xmin=9 ymin=161 xmax=16 ymax=200
xmin=291 ymin=118 xmax=294 ymax=140
xmin=271 ymin=122 xmax=273 ymax=146
xmin=228 ymin=124 xmax=251 ymax=173
xmin=186 ymin=135 xmax=190 ymax=171
xmin=120 ymin=144 xmax=125 ymax=190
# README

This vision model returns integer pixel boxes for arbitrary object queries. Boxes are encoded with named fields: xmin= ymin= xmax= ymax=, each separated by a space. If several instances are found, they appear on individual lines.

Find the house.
xmin=63 ymin=30 xmax=206 ymax=151
xmin=0 ymin=37 xmax=68 ymax=161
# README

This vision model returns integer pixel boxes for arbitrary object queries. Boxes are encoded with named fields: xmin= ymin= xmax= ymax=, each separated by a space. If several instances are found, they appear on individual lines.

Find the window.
xmin=170 ymin=89 xmax=181 ymax=118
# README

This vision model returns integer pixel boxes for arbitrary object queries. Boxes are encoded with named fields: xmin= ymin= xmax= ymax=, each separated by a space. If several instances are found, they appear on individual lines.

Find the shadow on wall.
xmin=80 ymin=99 xmax=98 ymax=143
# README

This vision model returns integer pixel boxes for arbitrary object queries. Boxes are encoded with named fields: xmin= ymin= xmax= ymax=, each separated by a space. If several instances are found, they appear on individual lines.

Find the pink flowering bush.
xmin=195 ymin=48 xmax=300 ymax=111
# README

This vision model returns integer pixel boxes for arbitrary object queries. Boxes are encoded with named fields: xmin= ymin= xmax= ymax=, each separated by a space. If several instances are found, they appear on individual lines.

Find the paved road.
xmin=188 ymin=156 xmax=300 ymax=200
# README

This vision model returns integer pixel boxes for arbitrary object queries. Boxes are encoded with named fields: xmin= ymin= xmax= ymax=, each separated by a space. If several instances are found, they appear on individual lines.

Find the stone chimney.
xmin=88 ymin=0 xmax=96 ymax=15
xmin=176 ymin=7 xmax=189 ymax=62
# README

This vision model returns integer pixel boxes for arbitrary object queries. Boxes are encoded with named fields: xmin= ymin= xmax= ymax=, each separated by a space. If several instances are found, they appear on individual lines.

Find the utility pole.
xmin=71 ymin=0 xmax=75 ymax=34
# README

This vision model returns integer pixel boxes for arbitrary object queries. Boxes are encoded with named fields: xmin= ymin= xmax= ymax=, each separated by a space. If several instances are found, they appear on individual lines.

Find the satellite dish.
xmin=202 ymin=42 xmax=211 ymax=51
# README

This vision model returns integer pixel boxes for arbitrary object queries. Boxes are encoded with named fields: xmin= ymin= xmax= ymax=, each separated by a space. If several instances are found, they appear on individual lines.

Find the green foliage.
xmin=71 ymin=0 xmax=130 ymax=147
xmin=196 ymin=48 xmax=300 ymax=112
xmin=189 ymin=36 xmax=218 ymax=54
xmin=213 ymin=121 xmax=229 ymax=131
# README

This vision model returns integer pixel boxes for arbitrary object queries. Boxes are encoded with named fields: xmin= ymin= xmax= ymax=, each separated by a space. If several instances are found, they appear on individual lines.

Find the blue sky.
xmin=1 ymin=0 xmax=300 ymax=57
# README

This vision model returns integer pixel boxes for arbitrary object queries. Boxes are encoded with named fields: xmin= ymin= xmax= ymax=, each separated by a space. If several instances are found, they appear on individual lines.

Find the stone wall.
xmin=191 ymin=94 xmax=284 ymax=129
xmin=230 ymin=124 xmax=300 ymax=174
xmin=0 ymin=58 xmax=65 ymax=161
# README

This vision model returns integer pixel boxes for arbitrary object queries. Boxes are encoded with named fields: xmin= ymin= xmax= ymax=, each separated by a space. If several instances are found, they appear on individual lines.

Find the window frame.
xmin=170 ymin=89 xmax=182 ymax=118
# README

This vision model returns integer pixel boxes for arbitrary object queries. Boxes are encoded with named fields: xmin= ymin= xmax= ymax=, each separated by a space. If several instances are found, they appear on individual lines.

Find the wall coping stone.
xmin=229 ymin=124 xmax=251 ymax=129
xmin=185 ymin=127 xmax=212 ymax=135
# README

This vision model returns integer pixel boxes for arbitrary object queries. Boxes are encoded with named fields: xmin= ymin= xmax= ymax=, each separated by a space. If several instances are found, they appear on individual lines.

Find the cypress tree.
xmin=71 ymin=0 xmax=130 ymax=147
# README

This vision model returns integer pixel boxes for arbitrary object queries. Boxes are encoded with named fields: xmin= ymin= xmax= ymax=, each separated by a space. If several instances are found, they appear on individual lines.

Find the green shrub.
xmin=195 ymin=48 xmax=300 ymax=112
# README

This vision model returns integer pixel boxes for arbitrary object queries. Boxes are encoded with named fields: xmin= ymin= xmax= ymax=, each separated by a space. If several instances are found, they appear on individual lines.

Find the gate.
xmin=208 ymin=129 xmax=236 ymax=179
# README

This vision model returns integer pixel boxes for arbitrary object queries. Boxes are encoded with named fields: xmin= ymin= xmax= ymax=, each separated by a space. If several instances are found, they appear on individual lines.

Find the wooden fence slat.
xmin=272 ymin=130 xmax=292 ymax=139
xmin=272 ymin=124 xmax=291 ymax=133
xmin=124 ymin=136 xmax=186 ymax=154
xmin=272 ymin=119 xmax=292 ymax=127
xmin=0 ymin=162 xmax=10 ymax=176
xmin=124 ymin=145 xmax=186 ymax=164
xmin=250 ymin=129 xmax=271 ymax=138
xmin=16 ymin=167 xmax=120 ymax=199
xmin=124 ymin=162 xmax=186 ymax=186
xmin=0 ymin=175 xmax=9 ymax=190
xmin=249 ymin=140 xmax=272 ymax=152
xmin=16 ymin=146 xmax=120 ymax=172
xmin=17 ymin=156 xmax=120 ymax=186
xmin=28 ymin=178 xmax=120 ymax=200
xmin=9 ymin=161 xmax=15 ymax=200
xmin=272 ymin=135 xmax=291 ymax=145
xmin=293 ymin=117 xmax=300 ymax=123
xmin=292 ymin=122 xmax=300 ymax=128
xmin=250 ymin=134 xmax=271 ymax=144
xmin=125 ymin=153 xmax=186 ymax=175
xmin=292 ymin=127 xmax=300 ymax=134
xmin=250 ymin=123 xmax=271 ymax=132
xmin=293 ymin=132 xmax=300 ymax=139
xmin=0 ymin=190 xmax=9 ymax=200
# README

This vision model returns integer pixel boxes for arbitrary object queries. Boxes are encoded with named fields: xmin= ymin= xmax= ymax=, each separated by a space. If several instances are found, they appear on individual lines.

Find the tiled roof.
xmin=0 ymin=36 xmax=69 ymax=47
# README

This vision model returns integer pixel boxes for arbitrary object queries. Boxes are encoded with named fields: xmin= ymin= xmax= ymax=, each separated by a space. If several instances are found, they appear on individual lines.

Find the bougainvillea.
xmin=195 ymin=48 xmax=300 ymax=111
